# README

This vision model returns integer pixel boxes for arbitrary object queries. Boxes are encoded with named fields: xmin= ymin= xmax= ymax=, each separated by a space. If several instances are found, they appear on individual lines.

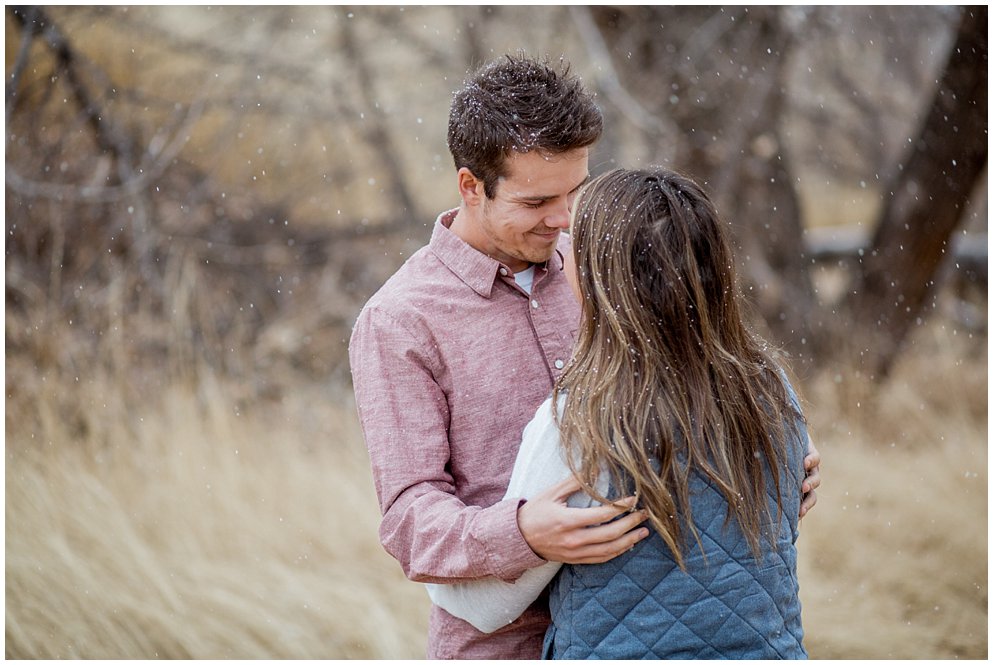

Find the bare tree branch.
xmin=5 ymin=7 xmax=42 ymax=125
xmin=5 ymin=92 xmax=207 ymax=204
xmin=682 ymin=7 xmax=748 ymax=69
xmin=847 ymin=7 xmax=988 ymax=378
xmin=337 ymin=8 xmax=422 ymax=221
xmin=569 ymin=6 xmax=676 ymax=143
xmin=31 ymin=7 xmax=135 ymax=162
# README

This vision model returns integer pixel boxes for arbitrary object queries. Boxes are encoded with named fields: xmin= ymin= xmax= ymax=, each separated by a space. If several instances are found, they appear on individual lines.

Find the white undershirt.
xmin=513 ymin=266 xmax=536 ymax=295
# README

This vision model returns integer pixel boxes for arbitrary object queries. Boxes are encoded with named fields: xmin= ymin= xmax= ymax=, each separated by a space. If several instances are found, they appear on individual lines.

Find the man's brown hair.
xmin=447 ymin=54 xmax=603 ymax=198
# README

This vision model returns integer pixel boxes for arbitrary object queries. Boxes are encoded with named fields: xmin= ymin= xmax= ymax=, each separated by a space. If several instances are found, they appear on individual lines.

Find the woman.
xmin=428 ymin=167 xmax=809 ymax=658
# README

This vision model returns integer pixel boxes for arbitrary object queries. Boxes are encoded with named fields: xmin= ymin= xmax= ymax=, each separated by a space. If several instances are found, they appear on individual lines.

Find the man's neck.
xmin=447 ymin=206 xmax=473 ymax=241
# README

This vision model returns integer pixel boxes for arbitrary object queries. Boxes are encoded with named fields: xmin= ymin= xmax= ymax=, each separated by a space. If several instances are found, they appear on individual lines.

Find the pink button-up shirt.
xmin=349 ymin=209 xmax=580 ymax=659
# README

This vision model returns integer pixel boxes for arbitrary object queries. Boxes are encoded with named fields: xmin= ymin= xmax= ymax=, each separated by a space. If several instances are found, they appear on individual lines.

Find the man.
xmin=349 ymin=54 xmax=820 ymax=659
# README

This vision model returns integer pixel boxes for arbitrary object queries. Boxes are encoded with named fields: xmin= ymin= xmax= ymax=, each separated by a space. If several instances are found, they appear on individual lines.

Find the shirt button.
xmin=554 ymin=359 xmax=565 ymax=369
xmin=499 ymin=268 xmax=508 ymax=276
xmin=531 ymin=299 xmax=539 ymax=309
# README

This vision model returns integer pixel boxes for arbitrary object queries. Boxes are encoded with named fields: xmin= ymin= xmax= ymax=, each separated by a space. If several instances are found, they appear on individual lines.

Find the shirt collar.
xmin=429 ymin=209 xmax=565 ymax=298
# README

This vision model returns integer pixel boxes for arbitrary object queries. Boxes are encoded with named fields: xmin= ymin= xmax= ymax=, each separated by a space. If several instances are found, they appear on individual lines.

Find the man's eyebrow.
xmin=514 ymin=174 xmax=591 ymax=203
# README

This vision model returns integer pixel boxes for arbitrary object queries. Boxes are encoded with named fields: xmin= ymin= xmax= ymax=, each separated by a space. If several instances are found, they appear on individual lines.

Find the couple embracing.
xmin=349 ymin=54 xmax=821 ymax=660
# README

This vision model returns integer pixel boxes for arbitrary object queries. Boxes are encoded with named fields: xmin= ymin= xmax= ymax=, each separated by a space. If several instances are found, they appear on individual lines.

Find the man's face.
xmin=476 ymin=148 xmax=589 ymax=273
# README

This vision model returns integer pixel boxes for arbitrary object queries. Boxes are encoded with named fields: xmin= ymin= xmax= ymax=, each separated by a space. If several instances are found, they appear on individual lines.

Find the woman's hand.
xmin=517 ymin=476 xmax=650 ymax=564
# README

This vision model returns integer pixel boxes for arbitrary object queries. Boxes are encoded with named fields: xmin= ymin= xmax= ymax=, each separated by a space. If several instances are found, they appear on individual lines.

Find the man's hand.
xmin=800 ymin=440 xmax=821 ymax=519
xmin=517 ymin=476 xmax=650 ymax=564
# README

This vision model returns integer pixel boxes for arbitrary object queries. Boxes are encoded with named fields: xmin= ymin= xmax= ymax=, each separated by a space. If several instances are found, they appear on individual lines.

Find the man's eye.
xmin=524 ymin=202 xmax=544 ymax=209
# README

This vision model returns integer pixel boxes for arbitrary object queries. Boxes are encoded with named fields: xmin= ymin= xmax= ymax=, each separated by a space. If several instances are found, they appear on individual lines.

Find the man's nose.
xmin=545 ymin=202 xmax=571 ymax=229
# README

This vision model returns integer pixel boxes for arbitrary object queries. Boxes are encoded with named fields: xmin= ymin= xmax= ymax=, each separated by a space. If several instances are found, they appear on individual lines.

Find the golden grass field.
xmin=5 ymin=316 xmax=987 ymax=659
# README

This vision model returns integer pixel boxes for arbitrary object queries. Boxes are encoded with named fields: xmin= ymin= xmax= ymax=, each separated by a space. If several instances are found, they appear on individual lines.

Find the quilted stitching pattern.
xmin=546 ymin=439 xmax=807 ymax=659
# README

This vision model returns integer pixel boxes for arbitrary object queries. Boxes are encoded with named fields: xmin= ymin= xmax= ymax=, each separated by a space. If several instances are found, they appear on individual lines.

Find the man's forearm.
xmin=379 ymin=487 xmax=545 ymax=583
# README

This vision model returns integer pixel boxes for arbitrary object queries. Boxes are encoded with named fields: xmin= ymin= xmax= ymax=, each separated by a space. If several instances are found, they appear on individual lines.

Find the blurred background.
xmin=5 ymin=5 xmax=987 ymax=659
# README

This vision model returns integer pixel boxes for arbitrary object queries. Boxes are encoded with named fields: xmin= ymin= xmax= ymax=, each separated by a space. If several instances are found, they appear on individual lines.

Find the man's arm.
xmin=800 ymin=440 xmax=820 ymax=518
xmin=350 ymin=307 xmax=544 ymax=583
xmin=783 ymin=372 xmax=821 ymax=519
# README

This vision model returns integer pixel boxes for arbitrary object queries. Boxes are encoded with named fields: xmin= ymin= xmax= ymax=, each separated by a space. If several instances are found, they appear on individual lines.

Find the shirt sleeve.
xmin=425 ymin=396 xmax=593 ymax=632
xmin=349 ymin=306 xmax=545 ymax=583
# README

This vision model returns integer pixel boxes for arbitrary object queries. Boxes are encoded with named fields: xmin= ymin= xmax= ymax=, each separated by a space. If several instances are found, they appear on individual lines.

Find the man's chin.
xmin=520 ymin=248 xmax=557 ymax=266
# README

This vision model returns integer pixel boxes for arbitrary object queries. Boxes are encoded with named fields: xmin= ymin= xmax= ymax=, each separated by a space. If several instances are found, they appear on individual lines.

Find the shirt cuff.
xmin=478 ymin=497 xmax=547 ymax=582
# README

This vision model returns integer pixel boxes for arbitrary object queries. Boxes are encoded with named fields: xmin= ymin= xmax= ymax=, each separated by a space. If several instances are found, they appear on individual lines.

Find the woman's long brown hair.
xmin=554 ymin=167 xmax=803 ymax=568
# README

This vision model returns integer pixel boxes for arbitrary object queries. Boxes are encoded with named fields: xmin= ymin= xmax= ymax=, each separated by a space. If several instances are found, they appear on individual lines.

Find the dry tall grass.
xmin=6 ymin=375 xmax=429 ymax=658
xmin=5 ymin=316 xmax=987 ymax=659
xmin=797 ymin=320 xmax=988 ymax=659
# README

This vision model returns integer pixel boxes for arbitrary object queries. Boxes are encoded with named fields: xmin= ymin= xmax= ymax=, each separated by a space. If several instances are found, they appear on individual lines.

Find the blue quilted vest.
xmin=543 ymin=419 xmax=808 ymax=659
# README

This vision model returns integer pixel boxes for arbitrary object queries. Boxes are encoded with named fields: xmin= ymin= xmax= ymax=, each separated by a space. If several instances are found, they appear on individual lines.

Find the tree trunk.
xmin=846 ymin=6 xmax=987 ymax=379
xmin=721 ymin=11 xmax=828 ymax=374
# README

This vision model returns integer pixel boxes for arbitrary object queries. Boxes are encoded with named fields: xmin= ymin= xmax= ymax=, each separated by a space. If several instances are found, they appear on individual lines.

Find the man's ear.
xmin=457 ymin=167 xmax=486 ymax=207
